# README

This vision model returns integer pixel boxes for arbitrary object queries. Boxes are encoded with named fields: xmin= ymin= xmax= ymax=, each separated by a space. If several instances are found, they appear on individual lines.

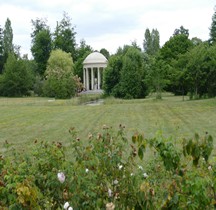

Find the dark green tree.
xmin=100 ymin=48 xmax=110 ymax=59
xmin=53 ymin=12 xmax=77 ymax=61
xmin=185 ymin=43 xmax=209 ymax=99
xmin=173 ymin=26 xmax=189 ymax=37
xmin=0 ymin=53 xmax=34 ymax=96
xmin=2 ymin=18 xmax=14 ymax=73
xmin=171 ymin=53 xmax=189 ymax=99
xmin=31 ymin=18 xmax=48 ymax=39
xmin=74 ymin=39 xmax=92 ymax=79
xmin=31 ymin=18 xmax=52 ymax=75
xmin=191 ymin=37 xmax=202 ymax=46
xmin=0 ymin=25 xmax=3 ymax=73
xmin=209 ymin=6 xmax=216 ymax=44
xmin=3 ymin=18 xmax=13 ymax=55
xmin=143 ymin=28 xmax=160 ymax=55
xmin=160 ymin=33 xmax=192 ymax=62
xmin=206 ymin=44 xmax=216 ymax=97
xmin=159 ymin=31 xmax=193 ymax=94
xmin=103 ymin=54 xmax=122 ymax=96
xmin=145 ymin=56 xmax=170 ymax=99
xmin=116 ymin=47 xmax=146 ymax=99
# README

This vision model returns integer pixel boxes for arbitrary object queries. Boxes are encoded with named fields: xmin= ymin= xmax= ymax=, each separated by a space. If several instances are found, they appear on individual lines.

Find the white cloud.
xmin=0 ymin=0 xmax=215 ymax=57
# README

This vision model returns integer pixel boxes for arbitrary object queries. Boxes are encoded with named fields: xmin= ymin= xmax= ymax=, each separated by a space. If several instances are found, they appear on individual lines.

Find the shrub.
xmin=0 ymin=126 xmax=215 ymax=209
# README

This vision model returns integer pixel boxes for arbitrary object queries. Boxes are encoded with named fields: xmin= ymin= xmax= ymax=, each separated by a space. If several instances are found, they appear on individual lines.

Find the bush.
xmin=0 ymin=127 xmax=215 ymax=209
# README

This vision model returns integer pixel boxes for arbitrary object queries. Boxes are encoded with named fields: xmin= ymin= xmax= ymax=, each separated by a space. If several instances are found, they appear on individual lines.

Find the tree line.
xmin=0 ymin=7 xmax=216 ymax=99
xmin=103 ymin=9 xmax=216 ymax=99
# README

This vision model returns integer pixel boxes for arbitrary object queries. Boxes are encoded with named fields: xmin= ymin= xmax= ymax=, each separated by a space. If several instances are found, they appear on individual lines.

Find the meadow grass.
xmin=0 ymin=95 xmax=216 ymax=156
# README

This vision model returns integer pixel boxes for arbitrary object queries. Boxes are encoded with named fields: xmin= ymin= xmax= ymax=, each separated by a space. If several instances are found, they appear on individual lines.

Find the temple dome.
xmin=83 ymin=52 xmax=107 ymax=65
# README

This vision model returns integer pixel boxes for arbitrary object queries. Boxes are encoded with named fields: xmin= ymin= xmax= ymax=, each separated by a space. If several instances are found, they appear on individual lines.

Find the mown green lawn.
xmin=0 ymin=95 xmax=216 ymax=155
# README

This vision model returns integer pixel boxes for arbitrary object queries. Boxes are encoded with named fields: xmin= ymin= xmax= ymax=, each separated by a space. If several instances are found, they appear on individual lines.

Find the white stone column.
xmin=86 ymin=68 xmax=89 ymax=90
xmin=91 ymin=68 xmax=94 ymax=90
xmin=97 ymin=68 xmax=101 ymax=90
xmin=83 ymin=68 xmax=86 ymax=90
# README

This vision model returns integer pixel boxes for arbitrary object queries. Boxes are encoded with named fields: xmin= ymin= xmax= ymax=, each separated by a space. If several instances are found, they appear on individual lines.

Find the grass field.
xmin=0 ymin=95 xmax=216 ymax=155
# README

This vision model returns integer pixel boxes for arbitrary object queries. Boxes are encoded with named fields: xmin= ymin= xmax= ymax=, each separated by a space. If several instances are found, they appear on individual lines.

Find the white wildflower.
xmin=57 ymin=172 xmax=65 ymax=183
xmin=130 ymin=173 xmax=134 ymax=176
xmin=108 ymin=188 xmax=112 ymax=197
xmin=138 ymin=165 xmax=143 ymax=170
xmin=63 ymin=202 xmax=70 ymax=209
xmin=113 ymin=179 xmax=118 ymax=185
xmin=143 ymin=173 xmax=148 ymax=178
xmin=68 ymin=207 xmax=73 ymax=210
xmin=118 ymin=164 xmax=123 ymax=170
xmin=85 ymin=168 xmax=89 ymax=173
xmin=106 ymin=202 xmax=115 ymax=210
xmin=208 ymin=165 xmax=212 ymax=170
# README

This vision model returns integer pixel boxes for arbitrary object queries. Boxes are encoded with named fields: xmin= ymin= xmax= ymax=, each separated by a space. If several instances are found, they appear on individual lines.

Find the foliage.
xmin=143 ymin=28 xmax=160 ymax=56
xmin=1 ymin=18 xmax=14 ymax=74
xmin=74 ymin=39 xmax=93 ymax=79
xmin=209 ymin=6 xmax=216 ymax=44
xmin=103 ymin=55 xmax=122 ymax=96
xmin=0 ymin=53 xmax=34 ymax=96
xmin=117 ymin=47 xmax=146 ymax=99
xmin=100 ymin=48 xmax=110 ymax=59
xmin=43 ymin=49 xmax=76 ymax=99
xmin=185 ymin=42 xmax=209 ymax=99
xmin=0 ymin=126 xmax=215 ymax=209
xmin=159 ymin=33 xmax=193 ymax=95
xmin=53 ymin=12 xmax=77 ymax=61
xmin=173 ymin=25 xmax=189 ymax=37
xmin=160 ymin=33 xmax=193 ymax=63
xmin=3 ymin=18 xmax=14 ymax=56
xmin=31 ymin=19 xmax=52 ymax=75
xmin=104 ymin=46 xmax=148 ymax=99
xmin=145 ymin=56 xmax=170 ymax=99
xmin=0 ymin=25 xmax=3 ymax=73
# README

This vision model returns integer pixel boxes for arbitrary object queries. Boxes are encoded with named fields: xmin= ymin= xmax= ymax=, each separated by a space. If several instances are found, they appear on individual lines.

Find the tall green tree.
xmin=53 ymin=12 xmax=77 ymax=61
xmin=103 ymin=54 xmax=122 ymax=96
xmin=31 ymin=18 xmax=52 ymax=75
xmin=185 ymin=43 xmax=208 ymax=98
xmin=206 ymin=44 xmax=216 ymax=97
xmin=74 ymin=39 xmax=92 ymax=79
xmin=2 ymin=18 xmax=14 ymax=72
xmin=145 ymin=56 xmax=170 ymax=99
xmin=0 ymin=25 xmax=3 ymax=73
xmin=100 ymin=48 xmax=110 ymax=59
xmin=160 ymin=33 xmax=192 ymax=62
xmin=43 ymin=49 xmax=75 ymax=99
xmin=173 ymin=25 xmax=189 ymax=37
xmin=159 ymin=30 xmax=193 ymax=94
xmin=3 ymin=18 xmax=13 ymax=55
xmin=0 ymin=53 xmax=34 ymax=96
xmin=116 ymin=47 xmax=146 ymax=99
xmin=143 ymin=28 xmax=160 ymax=56
xmin=209 ymin=6 xmax=216 ymax=44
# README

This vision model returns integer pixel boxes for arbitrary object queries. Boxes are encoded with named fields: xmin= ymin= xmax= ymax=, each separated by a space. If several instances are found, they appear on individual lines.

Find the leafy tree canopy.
xmin=53 ymin=12 xmax=77 ymax=61
xmin=160 ymin=33 xmax=193 ymax=62
xmin=74 ymin=39 xmax=93 ymax=79
xmin=43 ymin=49 xmax=75 ymax=99
xmin=173 ymin=25 xmax=189 ymax=37
xmin=0 ymin=53 xmax=34 ymax=96
xmin=100 ymin=48 xmax=110 ymax=59
xmin=116 ymin=47 xmax=146 ymax=99
xmin=209 ymin=6 xmax=216 ymax=44
xmin=143 ymin=28 xmax=160 ymax=56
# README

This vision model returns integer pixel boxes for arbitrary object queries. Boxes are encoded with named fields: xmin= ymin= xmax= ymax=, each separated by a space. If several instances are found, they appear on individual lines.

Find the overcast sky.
xmin=0 ymin=0 xmax=215 ymax=57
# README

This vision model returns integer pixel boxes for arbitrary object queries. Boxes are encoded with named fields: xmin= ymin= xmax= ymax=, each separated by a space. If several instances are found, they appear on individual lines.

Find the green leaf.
xmin=132 ymin=135 xmax=137 ymax=144
xmin=138 ymin=144 xmax=145 ymax=160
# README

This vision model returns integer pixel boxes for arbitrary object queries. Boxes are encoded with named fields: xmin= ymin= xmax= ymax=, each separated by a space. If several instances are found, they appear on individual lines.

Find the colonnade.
xmin=83 ymin=67 xmax=103 ymax=91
